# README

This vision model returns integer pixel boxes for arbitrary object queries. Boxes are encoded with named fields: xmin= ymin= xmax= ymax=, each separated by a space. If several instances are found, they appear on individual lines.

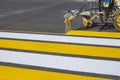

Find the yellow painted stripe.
xmin=0 ymin=66 xmax=111 ymax=80
xmin=66 ymin=30 xmax=120 ymax=38
xmin=0 ymin=39 xmax=120 ymax=59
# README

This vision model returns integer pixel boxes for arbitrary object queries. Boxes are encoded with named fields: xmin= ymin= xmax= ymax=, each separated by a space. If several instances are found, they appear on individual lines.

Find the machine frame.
xmin=64 ymin=0 xmax=120 ymax=32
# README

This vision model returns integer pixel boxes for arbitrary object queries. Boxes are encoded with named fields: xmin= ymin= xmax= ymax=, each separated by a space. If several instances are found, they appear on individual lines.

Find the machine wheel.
xmin=113 ymin=14 xmax=120 ymax=31
xmin=82 ymin=16 xmax=94 ymax=28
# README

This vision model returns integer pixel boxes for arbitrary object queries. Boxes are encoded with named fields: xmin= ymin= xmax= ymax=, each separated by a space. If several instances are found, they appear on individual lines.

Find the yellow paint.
xmin=115 ymin=0 xmax=119 ymax=6
xmin=0 ymin=39 xmax=120 ymax=59
xmin=66 ymin=30 xmax=120 ymax=38
xmin=0 ymin=66 xmax=111 ymax=80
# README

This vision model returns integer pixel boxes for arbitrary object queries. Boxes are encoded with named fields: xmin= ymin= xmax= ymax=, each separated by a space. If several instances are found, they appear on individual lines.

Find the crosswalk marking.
xmin=0 ymin=39 xmax=120 ymax=59
xmin=0 ymin=31 xmax=120 ymax=79
xmin=0 ymin=32 xmax=120 ymax=47
xmin=0 ymin=50 xmax=120 ymax=77
xmin=66 ymin=30 xmax=120 ymax=39
xmin=0 ymin=66 xmax=111 ymax=80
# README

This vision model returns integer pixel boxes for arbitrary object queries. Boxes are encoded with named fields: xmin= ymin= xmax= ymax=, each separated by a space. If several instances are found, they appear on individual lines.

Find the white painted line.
xmin=0 ymin=32 xmax=120 ymax=47
xmin=0 ymin=50 xmax=120 ymax=76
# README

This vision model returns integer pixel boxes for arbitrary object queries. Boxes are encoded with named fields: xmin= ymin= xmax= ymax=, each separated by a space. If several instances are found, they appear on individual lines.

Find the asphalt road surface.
xmin=0 ymin=0 xmax=117 ymax=33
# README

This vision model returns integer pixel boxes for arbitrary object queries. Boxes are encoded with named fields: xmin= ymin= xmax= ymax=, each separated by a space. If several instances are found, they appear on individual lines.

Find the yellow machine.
xmin=64 ymin=0 xmax=120 ymax=32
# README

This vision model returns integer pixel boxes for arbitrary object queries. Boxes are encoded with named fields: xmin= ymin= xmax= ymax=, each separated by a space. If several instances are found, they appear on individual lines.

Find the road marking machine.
xmin=64 ymin=0 xmax=120 ymax=32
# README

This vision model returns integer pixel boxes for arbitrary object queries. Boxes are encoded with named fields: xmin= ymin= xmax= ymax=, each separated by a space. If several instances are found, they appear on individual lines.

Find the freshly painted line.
xmin=0 ymin=66 xmax=111 ymax=80
xmin=0 ymin=39 xmax=120 ymax=59
xmin=66 ymin=30 xmax=120 ymax=39
xmin=1 ymin=48 xmax=120 ymax=61
xmin=0 ymin=50 xmax=120 ymax=77
xmin=0 ymin=32 xmax=120 ymax=47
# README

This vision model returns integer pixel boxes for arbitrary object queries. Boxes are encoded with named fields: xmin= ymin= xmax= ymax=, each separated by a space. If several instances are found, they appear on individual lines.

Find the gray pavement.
xmin=0 ymin=0 xmax=117 ymax=33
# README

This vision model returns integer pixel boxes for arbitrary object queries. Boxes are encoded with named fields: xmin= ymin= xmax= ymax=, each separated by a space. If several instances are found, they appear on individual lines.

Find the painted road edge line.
xmin=0 ymin=32 xmax=120 ymax=47
xmin=0 ymin=50 xmax=120 ymax=77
